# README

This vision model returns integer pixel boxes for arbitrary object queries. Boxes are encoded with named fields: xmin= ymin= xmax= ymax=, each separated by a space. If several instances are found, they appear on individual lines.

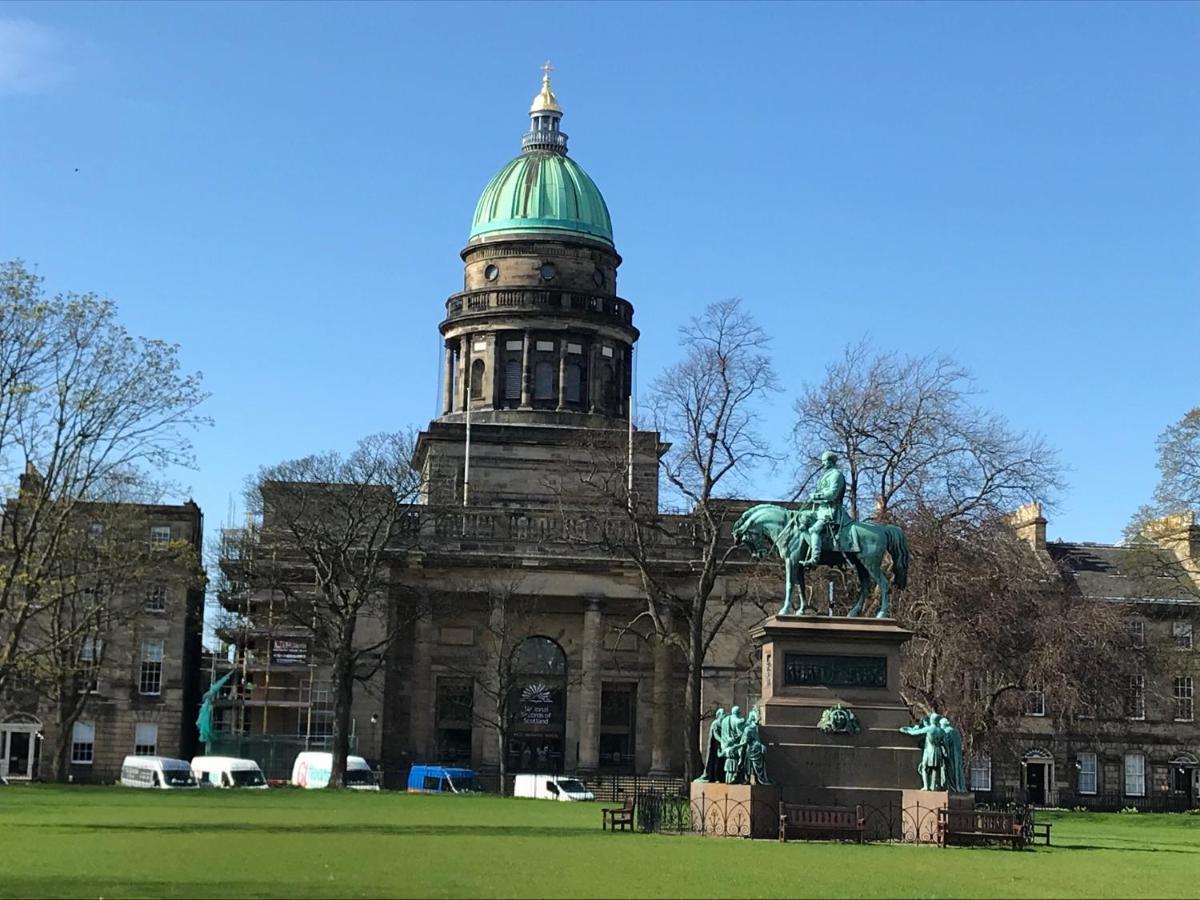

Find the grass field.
xmin=1 ymin=786 xmax=1197 ymax=899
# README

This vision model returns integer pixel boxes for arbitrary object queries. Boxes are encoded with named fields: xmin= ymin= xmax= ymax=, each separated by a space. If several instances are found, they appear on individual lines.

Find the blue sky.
xmin=1 ymin=1 xmax=1197 ymax=545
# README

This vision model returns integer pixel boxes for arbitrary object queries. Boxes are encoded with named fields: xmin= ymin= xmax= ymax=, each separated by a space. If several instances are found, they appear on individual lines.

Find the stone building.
xmin=213 ymin=71 xmax=763 ymax=785
xmin=0 ymin=495 xmax=205 ymax=784
xmin=974 ymin=504 xmax=1200 ymax=810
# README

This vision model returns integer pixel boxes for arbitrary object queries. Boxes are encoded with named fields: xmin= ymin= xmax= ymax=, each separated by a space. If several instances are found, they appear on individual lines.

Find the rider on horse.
xmin=804 ymin=451 xmax=853 ymax=565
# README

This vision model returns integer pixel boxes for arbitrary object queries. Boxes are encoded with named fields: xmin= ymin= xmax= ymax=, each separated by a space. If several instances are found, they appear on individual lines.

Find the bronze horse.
xmin=732 ymin=503 xmax=909 ymax=618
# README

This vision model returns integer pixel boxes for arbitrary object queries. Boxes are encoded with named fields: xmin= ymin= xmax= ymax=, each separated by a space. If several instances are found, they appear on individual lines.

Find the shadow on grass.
xmin=23 ymin=822 xmax=607 ymax=839
xmin=0 ymin=877 xmax=302 ymax=900
xmin=1055 ymin=841 xmax=1200 ymax=855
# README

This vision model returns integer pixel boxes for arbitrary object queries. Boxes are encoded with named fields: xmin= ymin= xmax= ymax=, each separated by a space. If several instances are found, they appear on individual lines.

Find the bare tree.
xmin=568 ymin=299 xmax=779 ymax=780
xmin=232 ymin=431 xmax=423 ymax=787
xmin=895 ymin=511 xmax=1148 ymax=757
xmin=0 ymin=260 xmax=209 ymax=698
xmin=791 ymin=342 xmax=1142 ymax=749
xmin=792 ymin=341 xmax=1061 ymax=523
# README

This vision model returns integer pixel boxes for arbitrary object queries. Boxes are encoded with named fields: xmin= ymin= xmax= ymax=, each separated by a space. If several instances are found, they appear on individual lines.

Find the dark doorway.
xmin=1025 ymin=761 xmax=1048 ymax=805
xmin=1173 ymin=766 xmax=1195 ymax=806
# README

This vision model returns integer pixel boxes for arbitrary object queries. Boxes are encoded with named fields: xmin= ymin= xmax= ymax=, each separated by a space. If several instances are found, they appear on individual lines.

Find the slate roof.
xmin=1048 ymin=541 xmax=1199 ymax=605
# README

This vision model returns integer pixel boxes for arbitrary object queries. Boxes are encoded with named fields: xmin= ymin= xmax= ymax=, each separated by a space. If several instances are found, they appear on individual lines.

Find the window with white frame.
xmin=71 ymin=721 xmax=95 ymax=764
xmin=77 ymin=636 xmax=102 ymax=693
xmin=1077 ymin=751 xmax=1098 ymax=795
xmin=1124 ymin=752 xmax=1146 ymax=797
xmin=1174 ymin=676 xmax=1194 ymax=722
xmin=149 ymin=525 xmax=172 ymax=545
xmin=144 ymin=585 xmax=167 ymax=612
xmin=969 ymin=754 xmax=992 ymax=791
xmin=1024 ymin=681 xmax=1046 ymax=717
xmin=1125 ymin=674 xmax=1145 ymax=720
xmin=1129 ymin=619 xmax=1145 ymax=649
xmin=134 ymin=722 xmax=158 ymax=756
xmin=139 ymin=640 xmax=164 ymax=695
xmin=1172 ymin=622 xmax=1193 ymax=651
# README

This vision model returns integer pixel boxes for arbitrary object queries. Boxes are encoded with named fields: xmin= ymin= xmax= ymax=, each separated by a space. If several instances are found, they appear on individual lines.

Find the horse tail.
xmin=886 ymin=526 xmax=910 ymax=589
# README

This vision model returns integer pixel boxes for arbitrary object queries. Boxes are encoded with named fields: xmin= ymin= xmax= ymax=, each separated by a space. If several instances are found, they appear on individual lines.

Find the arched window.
xmin=564 ymin=363 xmax=582 ymax=404
xmin=504 ymin=360 xmax=522 ymax=402
xmin=512 ymin=636 xmax=567 ymax=677
xmin=600 ymin=363 xmax=616 ymax=410
xmin=470 ymin=359 xmax=486 ymax=400
xmin=533 ymin=361 xmax=555 ymax=401
xmin=508 ymin=636 xmax=567 ymax=775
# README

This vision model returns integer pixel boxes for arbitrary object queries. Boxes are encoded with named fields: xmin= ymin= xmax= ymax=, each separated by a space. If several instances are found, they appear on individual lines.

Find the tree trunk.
xmin=48 ymin=681 xmax=85 ymax=784
xmin=497 ymin=728 xmax=507 ymax=796
xmin=329 ymin=623 xmax=356 ymax=788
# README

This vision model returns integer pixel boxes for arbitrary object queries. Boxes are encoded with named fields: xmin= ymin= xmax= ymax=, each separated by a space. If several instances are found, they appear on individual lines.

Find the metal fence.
xmin=975 ymin=787 xmax=1196 ymax=813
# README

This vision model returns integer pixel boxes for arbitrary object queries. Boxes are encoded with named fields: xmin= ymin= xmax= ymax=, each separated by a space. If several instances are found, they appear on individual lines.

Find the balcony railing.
xmin=444 ymin=289 xmax=634 ymax=325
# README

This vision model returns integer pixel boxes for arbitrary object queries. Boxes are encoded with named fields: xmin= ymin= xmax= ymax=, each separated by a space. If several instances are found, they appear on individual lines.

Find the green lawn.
xmin=0 ymin=786 xmax=1197 ymax=898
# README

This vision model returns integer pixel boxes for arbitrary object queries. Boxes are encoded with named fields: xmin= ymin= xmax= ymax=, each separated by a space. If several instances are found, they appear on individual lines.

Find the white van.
xmin=120 ymin=755 xmax=199 ymax=789
xmin=191 ymin=756 xmax=268 ymax=789
xmin=290 ymin=751 xmax=379 ymax=791
xmin=513 ymin=773 xmax=594 ymax=801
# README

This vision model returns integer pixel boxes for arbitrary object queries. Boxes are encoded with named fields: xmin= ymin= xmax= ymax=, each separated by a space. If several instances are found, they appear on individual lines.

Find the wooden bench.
xmin=779 ymin=803 xmax=865 ymax=843
xmin=602 ymin=796 xmax=635 ymax=832
xmin=938 ymin=808 xmax=1025 ymax=850
xmin=1029 ymin=821 xmax=1052 ymax=846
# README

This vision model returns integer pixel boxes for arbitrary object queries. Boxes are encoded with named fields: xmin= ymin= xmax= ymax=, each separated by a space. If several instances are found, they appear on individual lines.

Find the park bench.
xmin=602 ymin=796 xmax=635 ymax=832
xmin=778 ymin=803 xmax=865 ymax=843
xmin=1028 ymin=821 xmax=1052 ymax=846
xmin=938 ymin=808 xmax=1026 ymax=850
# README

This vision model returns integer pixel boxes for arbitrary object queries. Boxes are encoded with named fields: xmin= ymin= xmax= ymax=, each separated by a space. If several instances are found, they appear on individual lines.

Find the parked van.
xmin=513 ymin=773 xmax=594 ymax=801
xmin=191 ymin=756 xmax=268 ymax=789
xmin=119 ymin=755 xmax=199 ymax=789
xmin=406 ymin=765 xmax=477 ymax=794
xmin=290 ymin=752 xmax=379 ymax=790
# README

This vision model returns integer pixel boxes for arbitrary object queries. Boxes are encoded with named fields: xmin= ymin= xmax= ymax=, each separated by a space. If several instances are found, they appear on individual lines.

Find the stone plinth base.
xmin=899 ymin=790 xmax=975 ymax=843
xmin=690 ymin=782 xmax=780 ymax=839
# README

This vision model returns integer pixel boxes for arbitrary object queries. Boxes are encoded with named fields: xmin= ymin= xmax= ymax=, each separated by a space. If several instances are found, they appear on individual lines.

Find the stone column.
xmin=587 ymin=342 xmax=599 ymax=414
xmin=650 ymin=605 xmax=674 ymax=774
xmin=519 ymin=330 xmax=532 ymax=409
xmin=478 ymin=598 xmax=505 ymax=771
xmin=441 ymin=343 xmax=455 ymax=414
xmin=577 ymin=597 xmax=604 ymax=774
xmin=409 ymin=608 xmax=435 ymax=761
xmin=556 ymin=339 xmax=568 ymax=410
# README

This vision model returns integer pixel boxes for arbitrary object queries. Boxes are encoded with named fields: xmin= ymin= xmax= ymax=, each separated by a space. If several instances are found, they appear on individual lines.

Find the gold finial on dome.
xmin=530 ymin=61 xmax=561 ymax=114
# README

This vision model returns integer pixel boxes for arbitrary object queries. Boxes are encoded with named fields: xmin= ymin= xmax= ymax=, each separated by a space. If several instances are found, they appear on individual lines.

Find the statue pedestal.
xmin=751 ymin=616 xmax=922 ymax=837
xmin=899 ymin=790 xmax=975 ymax=842
xmin=689 ymin=782 xmax=780 ymax=839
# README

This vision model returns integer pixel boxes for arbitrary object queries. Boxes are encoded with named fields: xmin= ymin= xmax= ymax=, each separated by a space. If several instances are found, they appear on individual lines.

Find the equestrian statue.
xmin=731 ymin=451 xmax=910 ymax=618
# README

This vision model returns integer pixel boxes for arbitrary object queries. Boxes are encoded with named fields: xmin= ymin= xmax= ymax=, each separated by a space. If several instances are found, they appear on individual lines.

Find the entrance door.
xmin=1025 ymin=761 xmax=1047 ymax=805
xmin=1173 ymin=766 xmax=1195 ymax=806
xmin=2 ymin=729 xmax=36 ymax=780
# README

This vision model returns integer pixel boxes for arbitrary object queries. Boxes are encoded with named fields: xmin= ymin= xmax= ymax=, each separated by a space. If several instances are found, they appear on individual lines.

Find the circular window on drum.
xmin=593 ymin=269 xmax=605 ymax=289
xmin=484 ymin=264 xmax=499 ymax=282
xmin=540 ymin=263 xmax=557 ymax=281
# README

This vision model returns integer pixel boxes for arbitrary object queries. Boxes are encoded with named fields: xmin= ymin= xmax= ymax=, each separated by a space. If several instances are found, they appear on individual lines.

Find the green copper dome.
xmin=469 ymin=151 xmax=613 ymax=246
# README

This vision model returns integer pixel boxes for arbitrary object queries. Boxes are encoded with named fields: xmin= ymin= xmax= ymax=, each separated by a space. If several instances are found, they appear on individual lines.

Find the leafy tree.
xmin=0 ymin=260 xmax=208 ymax=698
